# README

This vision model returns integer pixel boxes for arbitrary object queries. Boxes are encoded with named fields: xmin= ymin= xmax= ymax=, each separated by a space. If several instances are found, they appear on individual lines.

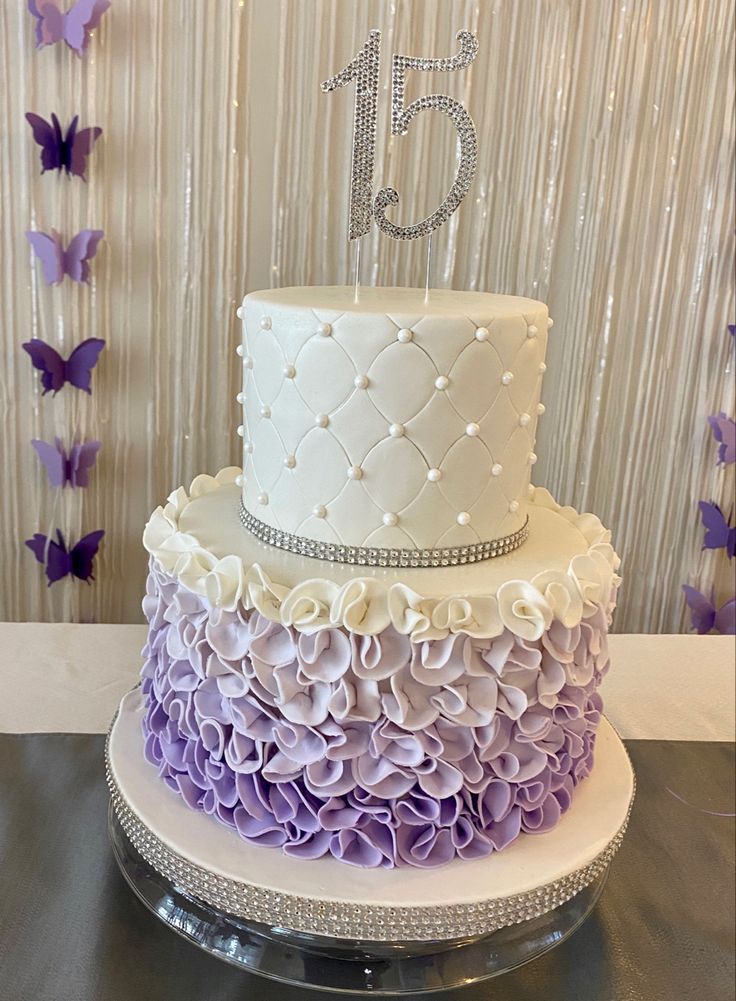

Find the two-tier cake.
xmin=135 ymin=284 xmax=621 ymax=870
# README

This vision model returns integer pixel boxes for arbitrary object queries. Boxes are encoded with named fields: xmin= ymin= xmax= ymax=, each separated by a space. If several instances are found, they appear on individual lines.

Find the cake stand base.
xmin=109 ymin=804 xmax=609 ymax=995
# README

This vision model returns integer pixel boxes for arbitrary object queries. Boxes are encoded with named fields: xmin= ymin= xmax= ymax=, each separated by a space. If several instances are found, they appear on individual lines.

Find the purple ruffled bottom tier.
xmin=140 ymin=559 xmax=611 ymax=869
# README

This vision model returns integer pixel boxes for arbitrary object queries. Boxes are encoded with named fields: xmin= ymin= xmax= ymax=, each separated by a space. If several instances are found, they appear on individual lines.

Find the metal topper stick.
xmin=322 ymin=29 xmax=478 ymax=300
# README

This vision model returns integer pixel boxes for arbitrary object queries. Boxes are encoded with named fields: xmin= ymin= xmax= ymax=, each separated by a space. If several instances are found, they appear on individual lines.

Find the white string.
xmin=353 ymin=238 xmax=362 ymax=304
xmin=424 ymin=232 xmax=433 ymax=303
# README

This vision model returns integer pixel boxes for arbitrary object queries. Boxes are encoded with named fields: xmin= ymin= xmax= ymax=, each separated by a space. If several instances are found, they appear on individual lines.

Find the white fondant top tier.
xmin=238 ymin=286 xmax=549 ymax=555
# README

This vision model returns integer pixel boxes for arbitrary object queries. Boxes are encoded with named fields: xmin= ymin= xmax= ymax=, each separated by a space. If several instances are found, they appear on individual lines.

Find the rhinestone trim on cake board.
xmin=105 ymin=703 xmax=635 ymax=943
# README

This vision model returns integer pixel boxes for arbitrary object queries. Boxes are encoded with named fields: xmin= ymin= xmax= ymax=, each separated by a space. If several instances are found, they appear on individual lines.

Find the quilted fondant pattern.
xmin=239 ymin=287 xmax=548 ymax=550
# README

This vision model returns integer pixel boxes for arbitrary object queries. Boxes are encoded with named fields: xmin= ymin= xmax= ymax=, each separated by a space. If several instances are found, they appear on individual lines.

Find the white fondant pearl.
xmin=509 ymin=499 xmax=520 ymax=513
xmin=347 ymin=465 xmax=363 ymax=480
xmin=397 ymin=328 xmax=413 ymax=343
xmin=388 ymin=423 xmax=405 ymax=438
xmin=491 ymin=463 xmax=503 ymax=476
xmin=457 ymin=511 xmax=471 ymax=526
xmin=244 ymin=356 xmax=254 ymax=369
xmin=236 ymin=391 xmax=245 ymax=404
xmin=260 ymin=405 xmax=271 ymax=419
xmin=235 ymin=474 xmax=244 ymax=487
xmin=257 ymin=492 xmax=269 ymax=505
xmin=528 ymin=484 xmax=535 ymax=498
xmin=547 ymin=317 xmax=554 ymax=329
xmin=519 ymin=413 xmax=531 ymax=427
xmin=501 ymin=371 xmax=514 ymax=385
xmin=354 ymin=374 xmax=368 ymax=389
xmin=313 ymin=505 xmax=327 ymax=518
xmin=427 ymin=468 xmax=442 ymax=482
xmin=475 ymin=326 xmax=489 ymax=341
xmin=537 ymin=403 xmax=546 ymax=414
xmin=529 ymin=452 xmax=538 ymax=465
xmin=315 ymin=413 xmax=329 ymax=428
xmin=236 ymin=424 xmax=245 ymax=437
xmin=383 ymin=512 xmax=398 ymax=527
xmin=539 ymin=362 xmax=547 ymax=373
xmin=284 ymin=455 xmax=296 ymax=468
xmin=527 ymin=324 xmax=538 ymax=338
xmin=236 ymin=306 xmax=244 ymax=320
xmin=283 ymin=364 xmax=296 ymax=379
xmin=244 ymin=441 xmax=254 ymax=454
xmin=235 ymin=344 xmax=244 ymax=357
xmin=317 ymin=322 xmax=332 ymax=337
xmin=259 ymin=317 xmax=271 ymax=330
xmin=434 ymin=375 xmax=449 ymax=390
xmin=465 ymin=422 xmax=480 ymax=437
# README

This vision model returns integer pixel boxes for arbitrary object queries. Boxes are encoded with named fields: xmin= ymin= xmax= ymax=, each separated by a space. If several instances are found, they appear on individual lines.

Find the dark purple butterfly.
xmin=708 ymin=412 xmax=736 ymax=466
xmin=26 ymin=229 xmax=103 ymax=285
xmin=26 ymin=113 xmax=102 ymax=180
xmin=22 ymin=337 xmax=105 ymax=395
xmin=28 ymin=0 xmax=110 ymax=55
xmin=729 ymin=324 xmax=735 ymax=340
xmin=31 ymin=437 xmax=101 ymax=488
xmin=682 ymin=586 xmax=736 ymax=635
xmin=25 ymin=528 xmax=104 ymax=585
xmin=698 ymin=501 xmax=736 ymax=559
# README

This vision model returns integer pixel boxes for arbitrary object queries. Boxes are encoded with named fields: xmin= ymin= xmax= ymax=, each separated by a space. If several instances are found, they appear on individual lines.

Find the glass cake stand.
xmin=109 ymin=804 xmax=608 ymax=995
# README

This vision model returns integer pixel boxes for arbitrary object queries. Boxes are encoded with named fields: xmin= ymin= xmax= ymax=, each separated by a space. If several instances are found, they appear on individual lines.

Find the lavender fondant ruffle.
xmin=140 ymin=558 xmax=614 ymax=868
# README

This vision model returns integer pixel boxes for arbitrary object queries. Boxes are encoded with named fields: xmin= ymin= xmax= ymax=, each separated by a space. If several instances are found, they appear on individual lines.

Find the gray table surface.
xmin=0 ymin=735 xmax=734 ymax=1001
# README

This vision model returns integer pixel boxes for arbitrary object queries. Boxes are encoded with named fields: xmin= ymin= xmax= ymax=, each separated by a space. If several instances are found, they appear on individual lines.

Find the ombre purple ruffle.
xmin=140 ymin=559 xmax=612 ymax=868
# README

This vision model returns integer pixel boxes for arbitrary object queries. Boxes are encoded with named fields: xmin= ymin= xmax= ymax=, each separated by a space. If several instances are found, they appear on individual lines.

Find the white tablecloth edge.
xmin=0 ymin=624 xmax=733 ymax=741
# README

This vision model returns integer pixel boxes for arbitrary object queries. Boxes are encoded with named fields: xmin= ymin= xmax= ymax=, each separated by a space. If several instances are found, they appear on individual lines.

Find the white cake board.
xmin=107 ymin=688 xmax=634 ymax=943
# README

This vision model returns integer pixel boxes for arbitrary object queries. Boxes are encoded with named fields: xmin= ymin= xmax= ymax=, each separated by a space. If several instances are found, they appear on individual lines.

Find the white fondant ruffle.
xmin=142 ymin=468 xmax=621 ymax=642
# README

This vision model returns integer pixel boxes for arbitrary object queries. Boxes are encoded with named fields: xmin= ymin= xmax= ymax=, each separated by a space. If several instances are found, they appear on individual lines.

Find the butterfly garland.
xmin=682 ymin=324 xmax=736 ymax=634
xmin=28 ymin=0 xmax=110 ymax=56
xmin=31 ymin=437 xmax=101 ymax=488
xmin=707 ymin=412 xmax=735 ymax=467
xmin=698 ymin=502 xmax=736 ymax=559
xmin=23 ymin=337 xmax=105 ymax=395
xmin=24 ymin=10 xmax=109 ymax=589
xmin=26 ymin=529 xmax=105 ymax=585
xmin=26 ymin=113 xmax=102 ymax=180
xmin=26 ymin=229 xmax=104 ymax=285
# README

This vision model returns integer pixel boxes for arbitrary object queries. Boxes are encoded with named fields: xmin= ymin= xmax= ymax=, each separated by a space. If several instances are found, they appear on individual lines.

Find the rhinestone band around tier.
xmin=239 ymin=503 xmax=529 ymax=568
xmin=105 ymin=713 xmax=635 ymax=943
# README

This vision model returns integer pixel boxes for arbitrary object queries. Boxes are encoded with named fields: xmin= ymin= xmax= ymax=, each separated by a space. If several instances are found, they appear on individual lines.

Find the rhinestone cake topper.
xmin=321 ymin=30 xmax=381 ymax=241
xmin=322 ymin=29 xmax=479 ymax=243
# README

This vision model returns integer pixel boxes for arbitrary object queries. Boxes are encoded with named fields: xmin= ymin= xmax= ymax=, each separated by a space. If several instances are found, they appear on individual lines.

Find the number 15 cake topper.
xmin=322 ymin=29 xmax=478 ymax=242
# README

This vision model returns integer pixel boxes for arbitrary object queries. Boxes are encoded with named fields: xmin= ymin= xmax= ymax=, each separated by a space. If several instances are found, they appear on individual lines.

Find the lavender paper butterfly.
xmin=25 ymin=528 xmax=104 ymax=585
xmin=26 ymin=229 xmax=103 ymax=285
xmin=707 ymin=412 xmax=736 ymax=466
xmin=26 ymin=113 xmax=102 ymax=180
xmin=682 ymin=586 xmax=736 ymax=635
xmin=28 ymin=0 xmax=110 ymax=55
xmin=698 ymin=501 xmax=736 ymax=559
xmin=31 ymin=437 xmax=101 ymax=488
xmin=22 ymin=337 xmax=105 ymax=395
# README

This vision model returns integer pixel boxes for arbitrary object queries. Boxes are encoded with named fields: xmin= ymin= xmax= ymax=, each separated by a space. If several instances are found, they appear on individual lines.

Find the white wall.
xmin=1 ymin=0 xmax=733 ymax=630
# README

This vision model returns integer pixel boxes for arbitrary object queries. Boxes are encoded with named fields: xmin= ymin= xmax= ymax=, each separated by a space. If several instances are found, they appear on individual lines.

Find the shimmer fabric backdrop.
xmin=0 ymin=0 xmax=733 ymax=629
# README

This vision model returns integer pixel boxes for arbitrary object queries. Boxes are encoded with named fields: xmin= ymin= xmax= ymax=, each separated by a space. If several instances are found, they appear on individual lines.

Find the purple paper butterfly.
xmin=682 ymin=586 xmax=736 ymax=635
xmin=26 ymin=113 xmax=102 ymax=180
xmin=26 ymin=229 xmax=103 ymax=285
xmin=698 ymin=501 xmax=736 ymax=559
xmin=707 ymin=412 xmax=736 ymax=466
xmin=28 ymin=0 xmax=110 ymax=55
xmin=25 ymin=528 xmax=104 ymax=586
xmin=22 ymin=337 xmax=105 ymax=395
xmin=31 ymin=437 xmax=101 ymax=488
